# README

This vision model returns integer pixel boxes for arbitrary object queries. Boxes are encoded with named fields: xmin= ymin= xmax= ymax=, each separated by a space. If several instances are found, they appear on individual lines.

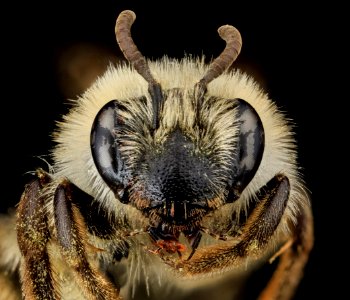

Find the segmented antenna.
xmin=115 ymin=10 xmax=163 ymax=130
xmin=115 ymin=10 xmax=242 ymax=128
xmin=195 ymin=25 xmax=242 ymax=102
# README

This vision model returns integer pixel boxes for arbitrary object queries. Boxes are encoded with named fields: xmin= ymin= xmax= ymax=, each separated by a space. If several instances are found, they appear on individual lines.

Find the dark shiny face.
xmin=91 ymin=94 xmax=264 ymax=251
xmin=130 ymin=129 xmax=227 ymax=234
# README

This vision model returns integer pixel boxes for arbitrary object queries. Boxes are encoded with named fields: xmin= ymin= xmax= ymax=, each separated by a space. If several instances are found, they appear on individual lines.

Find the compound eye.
xmin=90 ymin=100 xmax=127 ymax=199
xmin=228 ymin=99 xmax=265 ymax=201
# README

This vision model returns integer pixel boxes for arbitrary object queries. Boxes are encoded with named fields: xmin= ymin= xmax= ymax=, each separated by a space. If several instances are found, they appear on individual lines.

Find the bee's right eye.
xmin=90 ymin=100 xmax=126 ymax=197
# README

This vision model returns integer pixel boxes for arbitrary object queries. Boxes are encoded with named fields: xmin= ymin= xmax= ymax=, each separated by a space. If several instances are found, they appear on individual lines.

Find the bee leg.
xmin=175 ymin=174 xmax=290 ymax=272
xmin=17 ymin=168 xmax=121 ymax=300
xmin=257 ymin=201 xmax=314 ymax=300
xmin=16 ymin=169 xmax=57 ymax=299
xmin=53 ymin=179 xmax=120 ymax=300
xmin=176 ymin=173 xmax=313 ymax=298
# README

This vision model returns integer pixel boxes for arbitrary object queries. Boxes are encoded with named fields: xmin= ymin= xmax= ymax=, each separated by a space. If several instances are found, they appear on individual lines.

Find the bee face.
xmin=91 ymin=74 xmax=265 ymax=243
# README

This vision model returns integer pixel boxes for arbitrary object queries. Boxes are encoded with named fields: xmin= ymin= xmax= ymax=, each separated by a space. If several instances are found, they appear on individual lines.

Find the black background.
xmin=2 ymin=1 xmax=341 ymax=299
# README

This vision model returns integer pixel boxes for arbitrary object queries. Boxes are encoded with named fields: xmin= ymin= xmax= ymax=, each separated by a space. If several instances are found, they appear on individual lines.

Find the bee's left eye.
xmin=227 ymin=99 xmax=265 ymax=200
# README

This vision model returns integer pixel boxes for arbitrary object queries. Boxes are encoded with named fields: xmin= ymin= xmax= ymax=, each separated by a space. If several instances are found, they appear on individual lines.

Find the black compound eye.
xmin=227 ymin=98 xmax=265 ymax=201
xmin=90 ymin=100 xmax=127 ymax=200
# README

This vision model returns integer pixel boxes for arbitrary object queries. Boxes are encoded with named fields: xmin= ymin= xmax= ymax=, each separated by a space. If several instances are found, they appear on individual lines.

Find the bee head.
xmin=90 ymin=10 xmax=264 ymax=235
